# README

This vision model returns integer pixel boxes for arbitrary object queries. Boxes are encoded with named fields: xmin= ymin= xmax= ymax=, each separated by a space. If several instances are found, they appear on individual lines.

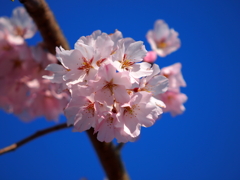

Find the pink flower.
xmin=146 ymin=20 xmax=180 ymax=57
xmin=159 ymin=63 xmax=187 ymax=116
xmin=94 ymin=111 xmax=125 ymax=143
xmin=25 ymin=82 xmax=69 ymax=122
xmin=139 ymin=64 xmax=168 ymax=97
xmin=93 ymin=64 xmax=131 ymax=105
xmin=159 ymin=90 xmax=187 ymax=116
xmin=0 ymin=7 xmax=37 ymax=39
xmin=160 ymin=63 xmax=186 ymax=91
xmin=0 ymin=33 xmax=68 ymax=122
xmin=119 ymin=92 xmax=158 ymax=138
xmin=76 ymin=30 xmax=114 ymax=61
xmin=0 ymin=29 xmax=24 ymax=54
xmin=0 ymin=79 xmax=29 ymax=114
xmin=143 ymin=51 xmax=157 ymax=63
xmin=112 ymin=38 xmax=152 ymax=81
xmin=0 ymin=42 xmax=33 ymax=79
xmin=64 ymin=94 xmax=97 ymax=132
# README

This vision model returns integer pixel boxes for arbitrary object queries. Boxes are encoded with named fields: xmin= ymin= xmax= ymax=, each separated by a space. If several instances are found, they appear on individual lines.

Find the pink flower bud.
xmin=143 ymin=51 xmax=157 ymax=63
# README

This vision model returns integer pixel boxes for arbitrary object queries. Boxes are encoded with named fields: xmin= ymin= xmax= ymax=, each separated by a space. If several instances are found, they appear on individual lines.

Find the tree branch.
xmin=115 ymin=143 xmax=125 ymax=152
xmin=87 ymin=128 xmax=129 ymax=180
xmin=19 ymin=0 xmax=70 ymax=54
xmin=0 ymin=123 xmax=70 ymax=155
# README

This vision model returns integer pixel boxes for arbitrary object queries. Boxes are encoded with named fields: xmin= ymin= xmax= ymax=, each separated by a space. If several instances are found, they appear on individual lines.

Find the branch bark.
xmin=19 ymin=0 xmax=69 ymax=54
xmin=16 ymin=1 xmax=130 ymax=179
xmin=0 ymin=123 xmax=69 ymax=155
xmin=87 ymin=128 xmax=129 ymax=180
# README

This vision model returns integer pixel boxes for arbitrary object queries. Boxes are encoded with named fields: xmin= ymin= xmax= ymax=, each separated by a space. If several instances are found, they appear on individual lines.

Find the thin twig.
xmin=87 ymin=128 xmax=129 ymax=180
xmin=19 ymin=0 xmax=69 ymax=54
xmin=0 ymin=123 xmax=70 ymax=155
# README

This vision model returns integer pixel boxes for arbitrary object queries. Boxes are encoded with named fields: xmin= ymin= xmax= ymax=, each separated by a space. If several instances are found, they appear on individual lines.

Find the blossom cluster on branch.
xmin=0 ymin=7 xmax=69 ymax=121
xmin=0 ymin=7 xmax=187 ymax=143
xmin=44 ymin=30 xmax=169 ymax=142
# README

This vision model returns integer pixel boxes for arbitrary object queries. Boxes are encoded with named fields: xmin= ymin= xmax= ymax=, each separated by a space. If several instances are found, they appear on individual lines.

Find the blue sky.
xmin=1 ymin=0 xmax=240 ymax=179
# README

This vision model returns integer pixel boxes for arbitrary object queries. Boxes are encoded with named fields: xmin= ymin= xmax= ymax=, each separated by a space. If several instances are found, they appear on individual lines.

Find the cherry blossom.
xmin=94 ymin=111 xmax=123 ymax=143
xmin=119 ymin=92 xmax=159 ymax=137
xmin=0 ymin=7 xmax=37 ymax=39
xmin=65 ymin=93 xmax=98 ymax=132
xmin=159 ymin=63 xmax=187 ymax=116
xmin=159 ymin=90 xmax=187 ymax=116
xmin=25 ymin=81 xmax=69 ymax=121
xmin=93 ymin=64 xmax=131 ymax=105
xmin=0 ymin=15 xmax=68 ymax=122
xmin=160 ymin=62 xmax=186 ymax=91
xmin=146 ymin=20 xmax=180 ymax=57
xmin=112 ymin=38 xmax=152 ymax=81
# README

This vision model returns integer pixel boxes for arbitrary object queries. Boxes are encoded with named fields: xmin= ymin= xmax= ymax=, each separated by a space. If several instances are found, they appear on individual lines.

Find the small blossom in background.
xmin=159 ymin=90 xmax=187 ymax=117
xmin=145 ymin=20 xmax=187 ymax=117
xmin=0 ymin=7 xmax=68 ymax=122
xmin=159 ymin=63 xmax=187 ymax=116
xmin=0 ymin=7 xmax=37 ymax=39
xmin=45 ymin=30 xmax=169 ymax=142
xmin=161 ymin=63 xmax=186 ymax=91
xmin=146 ymin=19 xmax=180 ymax=57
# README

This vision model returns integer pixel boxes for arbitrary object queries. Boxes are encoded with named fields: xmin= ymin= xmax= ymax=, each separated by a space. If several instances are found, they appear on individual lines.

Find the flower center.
xmin=84 ymin=102 xmax=95 ymax=117
xmin=107 ymin=115 xmax=114 ymax=124
xmin=103 ymin=79 xmax=117 ymax=95
xmin=157 ymin=39 xmax=167 ymax=49
xmin=78 ymin=57 xmax=93 ymax=74
xmin=96 ymin=58 xmax=106 ymax=67
xmin=14 ymin=27 xmax=25 ymax=37
xmin=121 ymin=54 xmax=134 ymax=70
xmin=162 ymin=73 xmax=170 ymax=78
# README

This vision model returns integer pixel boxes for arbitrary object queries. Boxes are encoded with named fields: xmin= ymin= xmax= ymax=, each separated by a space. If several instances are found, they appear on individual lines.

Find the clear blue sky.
xmin=1 ymin=0 xmax=240 ymax=179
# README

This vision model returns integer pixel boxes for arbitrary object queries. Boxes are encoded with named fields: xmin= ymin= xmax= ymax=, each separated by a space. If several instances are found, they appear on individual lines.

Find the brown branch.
xmin=115 ymin=143 xmax=125 ymax=152
xmin=17 ymin=1 xmax=130 ymax=179
xmin=0 ymin=123 xmax=70 ymax=155
xmin=19 ymin=0 xmax=70 ymax=54
xmin=87 ymin=128 xmax=129 ymax=180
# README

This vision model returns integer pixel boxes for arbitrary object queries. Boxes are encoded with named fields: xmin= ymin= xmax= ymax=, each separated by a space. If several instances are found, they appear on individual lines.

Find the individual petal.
xmin=113 ymin=85 xmax=130 ymax=104
xmin=95 ymin=87 xmax=114 ymax=105
xmin=153 ymin=20 xmax=170 ymax=40
xmin=147 ymin=75 xmax=169 ymax=95
xmin=75 ymin=43 xmax=94 ymax=61
xmin=45 ymin=64 xmax=66 ymax=73
xmin=125 ymin=41 xmax=147 ymax=62
xmin=131 ymin=62 xmax=153 ymax=78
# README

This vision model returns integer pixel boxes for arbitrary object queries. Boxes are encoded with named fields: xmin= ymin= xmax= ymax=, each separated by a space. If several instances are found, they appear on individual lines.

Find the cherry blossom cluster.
xmin=44 ymin=30 xmax=169 ymax=142
xmin=0 ymin=6 xmax=187 ymax=142
xmin=144 ymin=19 xmax=187 ymax=116
xmin=0 ymin=7 xmax=68 ymax=121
